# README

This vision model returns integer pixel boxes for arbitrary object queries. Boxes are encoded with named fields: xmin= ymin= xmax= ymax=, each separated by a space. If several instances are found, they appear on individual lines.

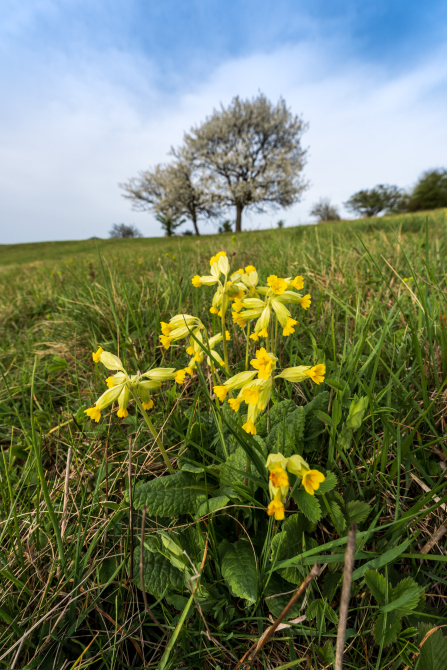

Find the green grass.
xmin=1 ymin=208 xmax=447 ymax=669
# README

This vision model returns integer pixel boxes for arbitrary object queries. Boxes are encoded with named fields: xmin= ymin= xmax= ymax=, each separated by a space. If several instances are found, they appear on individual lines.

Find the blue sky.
xmin=1 ymin=0 xmax=447 ymax=243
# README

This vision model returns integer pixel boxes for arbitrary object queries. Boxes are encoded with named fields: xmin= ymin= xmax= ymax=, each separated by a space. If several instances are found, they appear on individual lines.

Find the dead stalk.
xmin=335 ymin=522 xmax=357 ymax=670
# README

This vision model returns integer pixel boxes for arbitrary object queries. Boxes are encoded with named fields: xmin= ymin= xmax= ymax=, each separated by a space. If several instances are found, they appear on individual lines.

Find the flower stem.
xmin=221 ymin=308 xmax=229 ymax=373
xmin=130 ymin=389 xmax=175 ymax=473
xmin=245 ymin=321 xmax=251 ymax=370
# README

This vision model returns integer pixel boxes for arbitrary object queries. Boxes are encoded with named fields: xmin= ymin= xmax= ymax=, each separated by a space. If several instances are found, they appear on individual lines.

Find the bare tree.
xmin=120 ymin=156 xmax=216 ymax=236
xmin=310 ymin=198 xmax=341 ymax=222
xmin=182 ymin=93 xmax=308 ymax=232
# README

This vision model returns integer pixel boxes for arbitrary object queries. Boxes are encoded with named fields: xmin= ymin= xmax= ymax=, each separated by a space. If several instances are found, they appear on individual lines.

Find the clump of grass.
xmin=0 ymin=209 xmax=447 ymax=669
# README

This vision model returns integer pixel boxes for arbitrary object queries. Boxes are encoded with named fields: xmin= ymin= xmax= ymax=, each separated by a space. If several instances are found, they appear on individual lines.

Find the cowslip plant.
xmin=85 ymin=346 xmax=181 ymax=472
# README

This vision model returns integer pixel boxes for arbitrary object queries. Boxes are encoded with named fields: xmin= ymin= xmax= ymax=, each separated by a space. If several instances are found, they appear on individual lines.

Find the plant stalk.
xmin=130 ymin=388 xmax=175 ymax=473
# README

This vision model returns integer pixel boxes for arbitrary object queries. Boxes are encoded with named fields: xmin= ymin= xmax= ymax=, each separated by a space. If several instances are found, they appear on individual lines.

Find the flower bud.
xmin=99 ymin=352 xmax=124 ymax=370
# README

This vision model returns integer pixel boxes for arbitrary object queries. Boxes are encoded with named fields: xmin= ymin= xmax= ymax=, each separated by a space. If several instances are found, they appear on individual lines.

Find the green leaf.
xmin=264 ymin=572 xmax=302 ymax=619
xmin=351 ymin=540 xmax=410 ymax=581
xmin=219 ymin=538 xmax=258 ymax=603
xmin=381 ymin=578 xmax=424 ymax=614
xmin=133 ymin=545 xmax=184 ymax=598
xmin=132 ymin=471 xmax=208 ymax=517
xmin=271 ymin=513 xmax=317 ymax=584
xmin=268 ymin=399 xmax=298 ymax=428
xmin=374 ymin=612 xmax=402 ymax=647
xmin=307 ymin=598 xmax=338 ymax=633
xmin=345 ymin=500 xmax=371 ymax=524
xmin=194 ymin=495 xmax=229 ymax=520
xmin=364 ymin=570 xmax=388 ymax=604
xmin=418 ymin=627 xmax=447 ymax=670
xmin=294 ymin=488 xmax=322 ymax=523
xmin=314 ymin=410 xmax=334 ymax=428
xmin=317 ymin=472 xmax=337 ymax=494
xmin=330 ymin=500 xmax=346 ymax=531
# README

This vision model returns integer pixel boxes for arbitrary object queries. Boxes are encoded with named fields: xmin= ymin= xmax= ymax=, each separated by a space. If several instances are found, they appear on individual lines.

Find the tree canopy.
xmin=344 ymin=184 xmax=406 ymax=218
xmin=408 ymin=169 xmax=447 ymax=212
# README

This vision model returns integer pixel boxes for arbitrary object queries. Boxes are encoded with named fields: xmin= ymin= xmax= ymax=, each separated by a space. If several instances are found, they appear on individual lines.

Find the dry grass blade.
xmin=233 ymin=563 xmax=320 ymax=670
xmin=335 ymin=522 xmax=357 ymax=670
xmin=60 ymin=446 xmax=72 ymax=539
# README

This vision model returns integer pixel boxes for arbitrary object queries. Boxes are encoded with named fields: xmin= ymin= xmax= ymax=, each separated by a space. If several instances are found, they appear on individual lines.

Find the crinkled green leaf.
xmin=264 ymin=572 xmax=302 ymax=619
xmin=381 ymin=577 xmax=424 ymax=614
xmin=374 ymin=612 xmax=402 ymax=646
xmin=195 ymin=495 xmax=229 ymax=520
xmin=271 ymin=513 xmax=317 ymax=584
xmin=219 ymin=538 xmax=258 ymax=603
xmin=330 ymin=500 xmax=346 ymax=531
xmin=307 ymin=598 xmax=338 ymax=633
xmin=132 ymin=471 xmax=208 ymax=517
xmin=317 ymin=472 xmax=337 ymax=494
xmin=133 ymin=545 xmax=184 ymax=598
xmin=294 ymin=488 xmax=322 ymax=523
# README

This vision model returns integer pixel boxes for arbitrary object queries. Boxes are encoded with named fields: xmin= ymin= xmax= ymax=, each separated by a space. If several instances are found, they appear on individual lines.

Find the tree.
xmin=344 ymin=185 xmax=406 ymax=218
xmin=310 ymin=198 xmax=340 ymax=222
xmin=218 ymin=219 xmax=233 ymax=233
xmin=109 ymin=223 xmax=142 ymax=238
xmin=408 ymin=169 xmax=447 ymax=212
xmin=155 ymin=211 xmax=185 ymax=237
xmin=120 ymin=156 xmax=216 ymax=236
xmin=182 ymin=93 xmax=308 ymax=232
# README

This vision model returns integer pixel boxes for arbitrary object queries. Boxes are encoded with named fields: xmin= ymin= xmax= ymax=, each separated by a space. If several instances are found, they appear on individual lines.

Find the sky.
xmin=1 ymin=0 xmax=447 ymax=244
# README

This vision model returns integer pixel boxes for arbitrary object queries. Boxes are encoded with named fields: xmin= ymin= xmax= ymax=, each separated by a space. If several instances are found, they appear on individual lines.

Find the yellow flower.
xmin=283 ymin=317 xmax=297 ymax=336
xmin=184 ymin=366 xmax=193 ymax=375
xmin=105 ymin=376 xmax=115 ymax=389
xmin=193 ymin=352 xmax=202 ymax=362
xmin=244 ymin=265 xmax=256 ymax=274
xmin=85 ymin=406 xmax=101 ymax=422
xmin=269 ymin=467 xmax=289 ymax=489
xmin=186 ymin=344 xmax=195 ymax=355
xmin=225 ymin=330 xmax=231 ymax=340
xmin=232 ymin=312 xmax=247 ymax=328
xmin=92 ymin=347 xmax=104 ymax=363
xmin=266 ymin=452 xmax=289 ymax=471
xmin=267 ymin=275 xmax=288 ymax=295
xmin=242 ymin=387 xmax=259 ymax=406
xmin=210 ymin=251 xmax=226 ymax=265
xmin=142 ymin=399 xmax=154 ymax=410
xmin=300 ymin=294 xmax=311 ymax=310
xmin=242 ymin=419 xmax=257 ymax=435
xmin=228 ymin=397 xmax=242 ymax=411
xmin=305 ymin=364 xmax=326 ymax=385
xmin=236 ymin=267 xmax=244 ymax=275
xmin=249 ymin=331 xmax=260 ymax=342
xmin=302 ymin=469 xmax=325 ymax=495
xmin=250 ymin=348 xmax=272 ymax=380
xmin=267 ymin=492 xmax=285 ymax=520
xmin=174 ymin=369 xmax=187 ymax=384
xmin=159 ymin=335 xmax=172 ymax=349
xmin=232 ymin=298 xmax=244 ymax=313
xmin=192 ymin=275 xmax=202 ymax=287
xmin=289 ymin=276 xmax=304 ymax=290
xmin=117 ymin=407 xmax=128 ymax=418
xmin=214 ymin=385 xmax=228 ymax=402
xmin=161 ymin=322 xmax=174 ymax=336
xmin=210 ymin=306 xmax=219 ymax=314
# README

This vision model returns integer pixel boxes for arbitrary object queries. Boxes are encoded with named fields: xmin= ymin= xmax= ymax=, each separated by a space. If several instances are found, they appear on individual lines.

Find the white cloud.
xmin=1 ymin=40 xmax=447 ymax=243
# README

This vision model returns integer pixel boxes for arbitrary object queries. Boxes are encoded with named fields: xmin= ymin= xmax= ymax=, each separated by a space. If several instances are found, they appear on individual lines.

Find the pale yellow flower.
xmin=301 ymin=469 xmax=325 ymax=495
xmin=92 ymin=347 xmax=104 ymax=363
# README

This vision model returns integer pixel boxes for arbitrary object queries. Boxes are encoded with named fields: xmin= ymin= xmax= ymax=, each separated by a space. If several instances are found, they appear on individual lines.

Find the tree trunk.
xmin=192 ymin=214 xmax=200 ymax=235
xmin=235 ymin=203 xmax=243 ymax=232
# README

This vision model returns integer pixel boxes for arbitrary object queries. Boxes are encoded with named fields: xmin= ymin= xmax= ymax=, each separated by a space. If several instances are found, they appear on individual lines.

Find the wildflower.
xmin=287 ymin=454 xmax=309 ymax=477
xmin=174 ymin=369 xmax=187 ymax=384
xmin=84 ymin=349 xmax=176 ymax=422
xmin=267 ymin=275 xmax=288 ymax=295
xmin=300 ymin=294 xmax=311 ymax=310
xmin=228 ymin=397 xmax=242 ymax=411
xmin=283 ymin=317 xmax=297 ymax=336
xmin=301 ymin=469 xmax=325 ymax=495
xmin=289 ymin=276 xmax=304 ymax=290
xmin=210 ymin=306 xmax=219 ymax=314
xmin=249 ymin=328 xmax=268 ymax=341
xmin=276 ymin=364 xmax=326 ymax=385
xmin=269 ymin=467 xmax=289 ymax=489
xmin=225 ymin=330 xmax=231 ymax=340
xmin=142 ymin=399 xmax=154 ymax=410
xmin=241 ymin=387 xmax=259 ymax=406
xmin=242 ymin=418 xmax=257 ymax=435
xmin=214 ymin=386 xmax=228 ymax=402
xmin=161 ymin=321 xmax=174 ymax=336
xmin=192 ymin=275 xmax=202 ymax=287
xmin=250 ymin=348 xmax=273 ymax=380
xmin=305 ymin=364 xmax=326 ymax=385
xmin=232 ymin=298 xmax=244 ymax=312
xmin=85 ymin=406 xmax=101 ymax=422
xmin=244 ymin=265 xmax=256 ymax=274
xmin=92 ymin=347 xmax=104 ymax=363
xmin=267 ymin=491 xmax=285 ymax=520
xmin=232 ymin=312 xmax=247 ymax=328
xmin=209 ymin=251 xmax=226 ymax=265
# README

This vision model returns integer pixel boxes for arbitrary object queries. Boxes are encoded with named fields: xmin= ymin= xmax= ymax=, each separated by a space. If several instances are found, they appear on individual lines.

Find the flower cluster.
xmin=266 ymin=452 xmax=325 ymax=520
xmin=191 ymin=251 xmax=246 ymax=317
xmin=85 ymin=348 xmax=178 ymax=422
xmin=159 ymin=314 xmax=229 ymax=370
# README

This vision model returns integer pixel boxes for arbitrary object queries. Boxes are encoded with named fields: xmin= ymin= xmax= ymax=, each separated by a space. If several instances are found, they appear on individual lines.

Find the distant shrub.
xmin=109 ymin=223 xmax=142 ymax=238
xmin=218 ymin=220 xmax=233 ymax=233
xmin=408 ymin=169 xmax=447 ymax=212
xmin=310 ymin=198 xmax=340 ymax=222
xmin=344 ymin=185 xmax=406 ymax=218
xmin=277 ymin=219 xmax=285 ymax=228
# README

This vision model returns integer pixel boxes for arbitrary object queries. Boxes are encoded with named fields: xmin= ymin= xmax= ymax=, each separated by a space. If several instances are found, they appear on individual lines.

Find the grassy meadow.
xmin=1 ymin=209 xmax=447 ymax=669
